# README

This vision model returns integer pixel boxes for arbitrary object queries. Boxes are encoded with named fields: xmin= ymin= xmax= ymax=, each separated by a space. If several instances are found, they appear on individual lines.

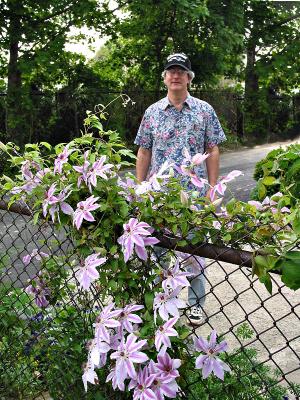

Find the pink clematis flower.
xmin=93 ymin=303 xmax=121 ymax=343
xmin=154 ymin=351 xmax=181 ymax=382
xmin=86 ymin=156 xmax=113 ymax=191
xmin=117 ymin=218 xmax=159 ymax=262
xmin=155 ymin=317 xmax=178 ymax=353
xmin=149 ymin=161 xmax=174 ymax=191
xmin=148 ymin=359 xmax=180 ymax=399
xmin=118 ymin=176 xmax=138 ymax=202
xmin=23 ymin=248 xmax=49 ymax=266
xmin=88 ymin=338 xmax=111 ymax=368
xmin=162 ymin=260 xmax=192 ymax=291
xmin=73 ymin=150 xmax=90 ymax=188
xmin=76 ymin=253 xmax=107 ymax=290
xmin=210 ymin=170 xmax=243 ymax=201
xmin=153 ymin=287 xmax=186 ymax=323
xmin=82 ymin=359 xmax=98 ymax=392
xmin=73 ymin=195 xmax=100 ymax=229
xmin=117 ymin=304 xmax=144 ymax=333
xmin=25 ymin=272 xmax=50 ymax=308
xmin=177 ymin=148 xmax=210 ymax=189
xmin=194 ymin=330 xmax=231 ymax=380
xmin=42 ymin=184 xmax=74 ymax=222
xmin=182 ymin=147 xmax=210 ymax=167
xmin=42 ymin=183 xmax=57 ymax=217
xmin=110 ymin=333 xmax=148 ymax=385
xmin=106 ymin=367 xmax=125 ymax=391
xmin=128 ymin=366 xmax=156 ymax=400
xmin=54 ymin=145 xmax=72 ymax=174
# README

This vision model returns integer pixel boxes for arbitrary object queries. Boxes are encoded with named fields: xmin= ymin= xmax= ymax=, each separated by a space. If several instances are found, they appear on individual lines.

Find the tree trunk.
xmin=244 ymin=41 xmax=259 ymax=99
xmin=5 ymin=2 xmax=27 ymax=147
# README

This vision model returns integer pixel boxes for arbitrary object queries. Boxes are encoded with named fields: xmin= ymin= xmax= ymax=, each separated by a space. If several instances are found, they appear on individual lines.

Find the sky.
xmin=65 ymin=26 xmax=107 ymax=59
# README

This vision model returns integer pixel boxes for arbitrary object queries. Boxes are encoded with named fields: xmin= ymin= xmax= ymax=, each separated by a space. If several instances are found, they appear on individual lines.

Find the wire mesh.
xmin=0 ymin=196 xmax=299 ymax=400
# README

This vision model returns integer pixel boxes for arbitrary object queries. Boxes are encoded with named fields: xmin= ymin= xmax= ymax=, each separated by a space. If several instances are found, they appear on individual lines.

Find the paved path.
xmin=220 ymin=138 xmax=299 ymax=201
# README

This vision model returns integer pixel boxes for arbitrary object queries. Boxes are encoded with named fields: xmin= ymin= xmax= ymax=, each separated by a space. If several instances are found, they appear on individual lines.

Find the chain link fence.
xmin=1 ymin=89 xmax=299 ymax=148
xmin=0 ymin=197 xmax=299 ymax=400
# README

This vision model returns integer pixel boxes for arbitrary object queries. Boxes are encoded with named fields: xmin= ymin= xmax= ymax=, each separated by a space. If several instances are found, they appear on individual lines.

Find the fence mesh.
xmin=0 ymin=197 xmax=299 ymax=400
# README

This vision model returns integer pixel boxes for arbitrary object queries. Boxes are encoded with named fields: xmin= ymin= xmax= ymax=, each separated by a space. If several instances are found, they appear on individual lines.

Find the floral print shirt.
xmin=134 ymin=94 xmax=226 ymax=194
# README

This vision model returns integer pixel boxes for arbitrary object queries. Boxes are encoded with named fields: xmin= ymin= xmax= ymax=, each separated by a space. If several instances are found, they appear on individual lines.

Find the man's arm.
xmin=205 ymin=145 xmax=220 ymax=198
xmin=136 ymin=147 xmax=152 ymax=182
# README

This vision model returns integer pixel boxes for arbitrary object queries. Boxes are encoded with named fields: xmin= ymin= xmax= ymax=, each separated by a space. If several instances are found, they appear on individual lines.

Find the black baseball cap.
xmin=164 ymin=53 xmax=192 ymax=71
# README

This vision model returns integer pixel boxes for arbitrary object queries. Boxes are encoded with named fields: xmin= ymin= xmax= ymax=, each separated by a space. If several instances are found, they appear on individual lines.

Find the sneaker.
xmin=188 ymin=306 xmax=204 ymax=326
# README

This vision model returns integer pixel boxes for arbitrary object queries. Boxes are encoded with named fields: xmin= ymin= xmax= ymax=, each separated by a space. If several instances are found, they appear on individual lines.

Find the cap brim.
xmin=165 ymin=62 xmax=190 ymax=71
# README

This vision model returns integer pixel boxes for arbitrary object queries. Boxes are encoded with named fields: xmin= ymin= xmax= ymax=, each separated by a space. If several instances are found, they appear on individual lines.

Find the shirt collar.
xmin=159 ymin=93 xmax=193 ymax=110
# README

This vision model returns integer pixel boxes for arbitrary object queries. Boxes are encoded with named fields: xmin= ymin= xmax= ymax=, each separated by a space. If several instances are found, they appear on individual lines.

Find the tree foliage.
xmin=96 ymin=0 xmax=244 ymax=91
xmin=0 ymin=0 xmax=122 ymax=145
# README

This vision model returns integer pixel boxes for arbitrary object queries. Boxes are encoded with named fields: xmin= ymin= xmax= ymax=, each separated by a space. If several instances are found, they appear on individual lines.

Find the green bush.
xmin=251 ymin=143 xmax=300 ymax=201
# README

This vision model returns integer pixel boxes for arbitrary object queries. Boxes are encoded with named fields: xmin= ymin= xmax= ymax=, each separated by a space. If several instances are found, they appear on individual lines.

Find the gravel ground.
xmin=179 ymin=258 xmax=300 ymax=398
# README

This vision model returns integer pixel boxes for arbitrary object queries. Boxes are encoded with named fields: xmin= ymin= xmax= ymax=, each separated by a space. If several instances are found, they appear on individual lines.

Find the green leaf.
xmin=292 ymin=210 xmax=300 ymax=235
xmin=0 ymin=141 xmax=8 ymax=152
xmin=262 ymin=176 xmax=277 ymax=186
xmin=40 ymin=141 xmax=52 ymax=150
xmin=285 ymin=251 xmax=300 ymax=261
xmin=108 ymin=280 xmax=117 ymax=291
xmin=259 ymin=273 xmax=272 ymax=294
xmin=144 ymin=292 xmax=154 ymax=310
xmin=257 ymin=181 xmax=267 ymax=200
xmin=281 ymin=259 xmax=300 ymax=290
xmin=33 ymin=212 xmax=40 ymax=225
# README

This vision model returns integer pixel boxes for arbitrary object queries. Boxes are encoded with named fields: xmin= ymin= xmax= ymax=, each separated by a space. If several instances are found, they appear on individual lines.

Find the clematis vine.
xmin=248 ymin=192 xmax=290 ymax=214
xmin=194 ymin=330 xmax=231 ymax=380
xmin=118 ymin=176 xmax=138 ymax=202
xmin=88 ymin=338 xmax=110 ymax=368
xmin=73 ymin=195 xmax=100 ymax=229
xmin=117 ymin=218 xmax=160 ymax=262
xmin=106 ymin=366 xmax=125 ymax=391
xmin=76 ymin=253 xmax=107 ymax=290
xmin=12 ymin=163 xmax=51 ymax=194
xmin=148 ymin=161 xmax=174 ymax=191
xmin=73 ymin=150 xmax=90 ymax=187
xmin=177 ymin=148 xmax=210 ymax=189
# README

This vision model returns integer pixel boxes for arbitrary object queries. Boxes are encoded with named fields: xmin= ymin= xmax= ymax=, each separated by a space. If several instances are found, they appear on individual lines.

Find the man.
xmin=134 ymin=53 xmax=226 ymax=324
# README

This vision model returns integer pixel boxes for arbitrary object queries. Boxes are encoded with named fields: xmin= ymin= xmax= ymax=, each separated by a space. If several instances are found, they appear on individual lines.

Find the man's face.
xmin=164 ymin=66 xmax=190 ymax=92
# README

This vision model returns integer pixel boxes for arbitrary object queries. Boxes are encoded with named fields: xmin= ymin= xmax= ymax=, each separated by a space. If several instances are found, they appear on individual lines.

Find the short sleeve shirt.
xmin=134 ymin=94 xmax=226 ymax=194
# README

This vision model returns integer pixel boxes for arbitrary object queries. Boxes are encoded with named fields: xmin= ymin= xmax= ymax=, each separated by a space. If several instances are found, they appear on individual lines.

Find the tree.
xmin=96 ymin=0 xmax=244 ymax=92
xmin=243 ymin=0 xmax=300 ymax=140
xmin=0 ymin=0 xmax=125 ymax=146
